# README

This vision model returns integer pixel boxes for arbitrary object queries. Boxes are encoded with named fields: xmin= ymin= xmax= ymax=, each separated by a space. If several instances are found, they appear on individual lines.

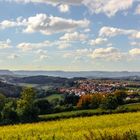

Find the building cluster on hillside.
xmin=59 ymin=80 xmax=127 ymax=96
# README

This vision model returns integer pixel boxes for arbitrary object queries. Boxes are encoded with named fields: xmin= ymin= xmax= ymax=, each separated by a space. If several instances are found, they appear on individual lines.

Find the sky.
xmin=0 ymin=0 xmax=140 ymax=71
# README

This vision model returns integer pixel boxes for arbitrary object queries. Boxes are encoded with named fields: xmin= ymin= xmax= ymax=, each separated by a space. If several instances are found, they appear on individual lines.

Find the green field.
xmin=46 ymin=94 xmax=63 ymax=102
xmin=39 ymin=103 xmax=140 ymax=121
xmin=122 ymin=103 xmax=140 ymax=110
xmin=0 ymin=112 xmax=140 ymax=140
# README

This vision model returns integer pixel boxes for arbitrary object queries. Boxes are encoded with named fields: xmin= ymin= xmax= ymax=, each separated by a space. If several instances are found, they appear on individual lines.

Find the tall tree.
xmin=16 ymin=88 xmax=38 ymax=122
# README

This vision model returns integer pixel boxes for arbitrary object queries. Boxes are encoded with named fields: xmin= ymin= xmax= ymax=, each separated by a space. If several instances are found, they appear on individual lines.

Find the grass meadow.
xmin=0 ymin=112 xmax=139 ymax=140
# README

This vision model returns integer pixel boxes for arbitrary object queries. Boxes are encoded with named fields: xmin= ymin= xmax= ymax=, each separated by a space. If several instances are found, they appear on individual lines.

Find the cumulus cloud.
xmin=24 ymin=14 xmax=89 ymax=35
xmin=17 ymin=39 xmax=74 ymax=51
xmin=36 ymin=50 xmax=48 ymax=60
xmin=17 ymin=40 xmax=51 ymax=51
xmin=57 ymin=32 xmax=88 ymax=49
xmin=63 ymin=46 xmax=140 ymax=61
xmin=135 ymin=4 xmax=140 ymax=14
xmin=58 ymin=42 xmax=71 ymax=49
xmin=63 ymin=48 xmax=91 ymax=58
xmin=0 ymin=39 xmax=12 ymax=49
xmin=5 ymin=0 xmax=83 ymax=5
xmin=4 ymin=0 xmax=139 ymax=17
xmin=0 ymin=20 xmax=17 ymax=29
xmin=129 ymin=48 xmax=140 ymax=56
xmin=60 ymin=32 xmax=87 ymax=41
xmin=36 ymin=49 xmax=48 ymax=60
xmin=99 ymin=26 xmax=140 ymax=39
xmin=0 ymin=17 xmax=26 ymax=29
xmin=89 ymin=38 xmax=107 ymax=46
xmin=90 ymin=47 xmax=124 ymax=61
xmin=99 ymin=26 xmax=133 ymax=37
xmin=8 ymin=54 xmax=19 ymax=59
xmin=84 ymin=28 xmax=91 ymax=32
xmin=82 ymin=0 xmax=136 ymax=17
xmin=131 ymin=32 xmax=140 ymax=39
xmin=39 ymin=55 xmax=48 ymax=60
xmin=58 ymin=4 xmax=69 ymax=13
xmin=0 ymin=14 xmax=90 ymax=35
xmin=130 ymin=42 xmax=140 ymax=46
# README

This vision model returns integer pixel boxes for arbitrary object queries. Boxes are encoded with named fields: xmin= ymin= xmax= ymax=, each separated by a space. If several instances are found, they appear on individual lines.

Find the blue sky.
xmin=0 ymin=0 xmax=140 ymax=71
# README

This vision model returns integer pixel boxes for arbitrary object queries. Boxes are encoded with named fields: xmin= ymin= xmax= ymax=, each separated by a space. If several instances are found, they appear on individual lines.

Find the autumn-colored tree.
xmin=77 ymin=94 xmax=93 ymax=109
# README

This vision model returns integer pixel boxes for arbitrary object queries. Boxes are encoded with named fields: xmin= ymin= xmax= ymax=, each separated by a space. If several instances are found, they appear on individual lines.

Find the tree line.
xmin=0 ymin=87 xmax=130 ymax=125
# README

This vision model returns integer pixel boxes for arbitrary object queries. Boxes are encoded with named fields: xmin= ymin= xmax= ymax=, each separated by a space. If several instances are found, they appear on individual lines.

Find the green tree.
xmin=0 ymin=93 xmax=6 ymax=111
xmin=114 ymin=90 xmax=127 ymax=105
xmin=35 ymin=99 xmax=52 ymax=115
xmin=1 ymin=101 xmax=18 ymax=124
xmin=100 ymin=94 xmax=118 ymax=110
xmin=16 ymin=88 xmax=39 ymax=122
xmin=90 ymin=94 xmax=103 ymax=109
xmin=64 ymin=93 xmax=79 ymax=106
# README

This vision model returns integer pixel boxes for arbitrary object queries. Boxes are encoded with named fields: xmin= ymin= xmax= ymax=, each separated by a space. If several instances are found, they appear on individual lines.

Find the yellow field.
xmin=0 ymin=112 xmax=140 ymax=140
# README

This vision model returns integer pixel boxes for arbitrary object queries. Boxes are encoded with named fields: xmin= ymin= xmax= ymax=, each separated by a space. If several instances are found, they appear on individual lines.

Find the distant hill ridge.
xmin=0 ymin=70 xmax=140 ymax=78
xmin=0 ymin=70 xmax=14 ymax=75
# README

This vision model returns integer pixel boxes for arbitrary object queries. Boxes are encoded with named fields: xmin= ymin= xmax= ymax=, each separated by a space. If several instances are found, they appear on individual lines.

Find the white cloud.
xmin=107 ymin=43 xmax=113 ymax=47
xmin=5 ymin=0 xmax=83 ymax=5
xmin=5 ymin=0 xmax=139 ymax=17
xmin=99 ymin=26 xmax=123 ymax=37
xmin=63 ymin=48 xmax=91 ymax=58
xmin=84 ymin=28 xmax=91 ymax=32
xmin=35 ymin=49 xmax=48 ymax=60
xmin=17 ymin=39 xmax=74 ymax=51
xmin=0 ymin=14 xmax=90 ymax=35
xmin=129 ymin=48 xmax=140 ymax=56
xmin=99 ymin=26 xmax=140 ymax=39
xmin=135 ymin=4 xmax=140 ymax=14
xmin=60 ymin=32 xmax=87 ymax=41
xmin=90 ymin=47 xmax=124 ymax=61
xmin=130 ymin=42 xmax=140 ymax=46
xmin=8 ymin=54 xmax=19 ymax=59
xmin=82 ymin=0 xmax=134 ymax=17
xmin=24 ymin=14 xmax=90 ymax=35
xmin=99 ymin=26 xmax=133 ymax=37
xmin=89 ymin=38 xmax=107 ymax=46
xmin=17 ymin=40 xmax=51 ymax=51
xmin=58 ymin=4 xmax=69 ymax=13
xmin=36 ymin=49 xmax=47 ymax=55
xmin=0 ymin=17 xmax=26 ymax=29
xmin=58 ymin=42 xmax=71 ymax=49
xmin=0 ymin=20 xmax=17 ymax=29
xmin=131 ymin=32 xmax=140 ymax=39
xmin=39 ymin=55 xmax=48 ymax=60
xmin=0 ymin=39 xmax=12 ymax=49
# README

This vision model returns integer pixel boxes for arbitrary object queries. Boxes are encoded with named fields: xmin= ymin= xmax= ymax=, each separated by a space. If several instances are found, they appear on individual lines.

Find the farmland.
xmin=0 ymin=112 xmax=140 ymax=140
xmin=39 ymin=103 xmax=140 ymax=121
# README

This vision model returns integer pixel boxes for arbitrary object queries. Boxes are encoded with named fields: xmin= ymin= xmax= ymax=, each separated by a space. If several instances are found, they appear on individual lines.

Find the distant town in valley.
xmin=0 ymin=69 xmax=140 ymax=104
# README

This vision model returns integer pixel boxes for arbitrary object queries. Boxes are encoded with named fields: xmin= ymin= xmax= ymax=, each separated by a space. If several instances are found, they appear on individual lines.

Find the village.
xmin=59 ymin=79 xmax=129 ymax=96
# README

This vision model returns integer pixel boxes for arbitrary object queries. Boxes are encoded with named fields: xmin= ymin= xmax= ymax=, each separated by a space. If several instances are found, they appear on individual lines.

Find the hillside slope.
xmin=0 ymin=112 xmax=139 ymax=140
